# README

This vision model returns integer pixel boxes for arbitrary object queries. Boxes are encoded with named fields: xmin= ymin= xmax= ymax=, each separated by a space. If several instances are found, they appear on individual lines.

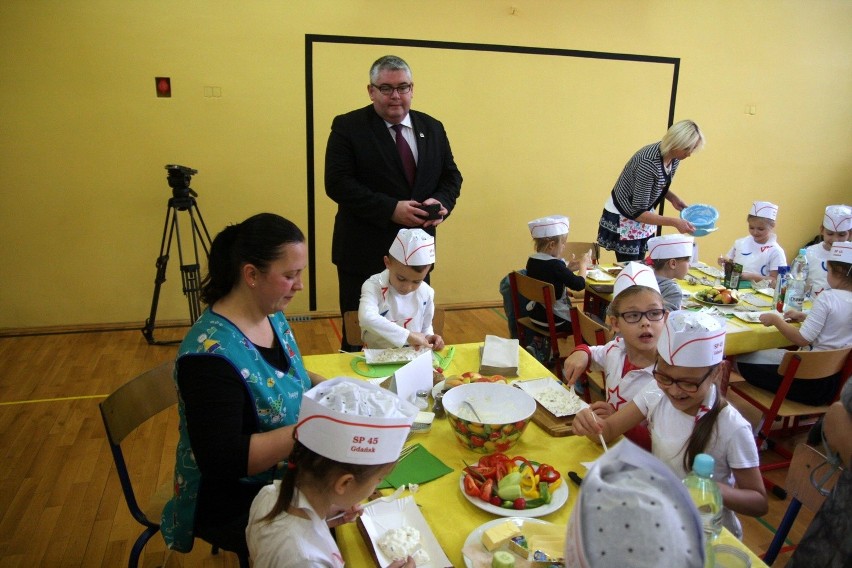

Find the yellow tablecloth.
xmin=303 ymin=343 xmax=767 ymax=567
xmin=584 ymin=265 xmax=798 ymax=356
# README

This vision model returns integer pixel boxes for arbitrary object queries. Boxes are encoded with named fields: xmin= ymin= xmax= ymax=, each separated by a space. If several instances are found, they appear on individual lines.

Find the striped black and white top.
xmin=609 ymin=142 xmax=679 ymax=219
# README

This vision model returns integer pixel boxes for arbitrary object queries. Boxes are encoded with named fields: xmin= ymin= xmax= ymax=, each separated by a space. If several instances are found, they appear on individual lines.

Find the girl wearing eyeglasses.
xmin=573 ymin=310 xmax=768 ymax=538
xmin=563 ymin=263 xmax=665 ymax=450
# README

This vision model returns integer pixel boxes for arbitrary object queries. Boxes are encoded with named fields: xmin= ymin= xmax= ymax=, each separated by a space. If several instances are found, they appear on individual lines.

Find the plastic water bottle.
xmin=683 ymin=454 xmax=723 ymax=566
xmin=783 ymin=249 xmax=809 ymax=312
xmin=774 ymin=266 xmax=789 ymax=313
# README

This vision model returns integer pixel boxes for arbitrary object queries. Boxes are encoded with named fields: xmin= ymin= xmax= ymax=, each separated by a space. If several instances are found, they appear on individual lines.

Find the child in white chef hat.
xmin=564 ymin=262 xmax=664 ymax=450
xmin=247 ymin=377 xmax=418 ymax=568
xmin=805 ymin=204 xmax=852 ymax=296
xmin=737 ymin=241 xmax=852 ymax=406
xmin=646 ymin=233 xmax=694 ymax=311
xmin=358 ymin=228 xmax=444 ymax=350
xmin=525 ymin=215 xmax=590 ymax=329
xmin=564 ymin=439 xmax=706 ymax=568
xmin=573 ymin=310 xmax=768 ymax=538
xmin=718 ymin=200 xmax=787 ymax=285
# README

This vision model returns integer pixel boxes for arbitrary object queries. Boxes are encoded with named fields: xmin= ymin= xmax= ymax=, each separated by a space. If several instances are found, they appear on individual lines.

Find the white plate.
xmin=459 ymin=469 xmax=568 ymax=518
xmin=693 ymin=291 xmax=739 ymax=306
xmin=360 ymin=496 xmax=453 ymax=568
xmin=514 ymin=377 xmax=588 ymax=417
xmin=740 ymin=293 xmax=773 ymax=308
xmin=431 ymin=379 xmax=446 ymax=401
xmin=364 ymin=347 xmax=429 ymax=365
xmin=755 ymin=287 xmax=775 ymax=297
xmin=462 ymin=517 xmax=557 ymax=568
xmin=586 ymin=268 xmax=615 ymax=282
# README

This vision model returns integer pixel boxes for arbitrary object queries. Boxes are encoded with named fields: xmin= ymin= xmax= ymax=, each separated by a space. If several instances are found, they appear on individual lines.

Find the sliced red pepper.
xmin=538 ymin=464 xmax=561 ymax=484
xmin=512 ymin=455 xmax=535 ymax=473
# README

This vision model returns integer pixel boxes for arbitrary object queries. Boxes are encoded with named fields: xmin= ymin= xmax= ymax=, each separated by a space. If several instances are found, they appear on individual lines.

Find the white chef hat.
xmin=646 ymin=234 xmax=695 ymax=260
xmin=295 ymin=377 xmax=418 ymax=465
xmin=658 ymin=310 xmax=726 ymax=367
xmin=829 ymin=241 xmax=852 ymax=264
xmin=613 ymin=261 xmax=660 ymax=298
xmin=823 ymin=205 xmax=852 ymax=232
xmin=564 ymin=439 xmax=705 ymax=568
xmin=389 ymin=228 xmax=435 ymax=266
xmin=749 ymin=201 xmax=778 ymax=221
xmin=528 ymin=215 xmax=570 ymax=238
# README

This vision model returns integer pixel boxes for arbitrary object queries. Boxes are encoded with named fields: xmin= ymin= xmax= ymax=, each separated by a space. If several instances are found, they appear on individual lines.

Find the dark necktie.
xmin=392 ymin=124 xmax=416 ymax=187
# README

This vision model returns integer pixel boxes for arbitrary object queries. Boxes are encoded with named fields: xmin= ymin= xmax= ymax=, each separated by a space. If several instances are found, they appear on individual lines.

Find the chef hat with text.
xmin=295 ymin=377 xmax=418 ymax=465
xmin=528 ymin=215 xmax=570 ymax=238
xmin=647 ymin=234 xmax=695 ymax=260
xmin=823 ymin=205 xmax=852 ymax=233
xmin=564 ymin=439 xmax=705 ymax=568
xmin=613 ymin=261 xmax=660 ymax=298
xmin=658 ymin=310 xmax=726 ymax=367
xmin=389 ymin=228 xmax=435 ymax=266
xmin=749 ymin=201 xmax=779 ymax=221
xmin=829 ymin=241 xmax=852 ymax=264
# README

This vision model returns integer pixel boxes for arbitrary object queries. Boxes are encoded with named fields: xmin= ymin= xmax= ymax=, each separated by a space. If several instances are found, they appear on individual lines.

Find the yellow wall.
xmin=1 ymin=1 xmax=850 ymax=329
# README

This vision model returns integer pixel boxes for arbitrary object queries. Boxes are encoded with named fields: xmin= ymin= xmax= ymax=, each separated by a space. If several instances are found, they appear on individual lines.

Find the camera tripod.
xmin=142 ymin=183 xmax=213 ymax=345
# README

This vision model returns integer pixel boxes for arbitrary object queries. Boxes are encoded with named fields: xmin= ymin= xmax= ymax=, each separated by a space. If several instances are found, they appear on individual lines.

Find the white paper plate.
xmin=586 ymin=268 xmax=615 ymax=282
xmin=459 ymin=470 xmax=568 ymax=518
xmin=740 ymin=293 xmax=773 ymax=308
xmin=733 ymin=312 xmax=764 ymax=323
xmin=514 ymin=377 xmax=588 ymax=417
xmin=462 ymin=517 xmax=557 ymax=568
xmin=360 ymin=496 xmax=452 ymax=568
xmin=364 ymin=347 xmax=429 ymax=365
xmin=693 ymin=263 xmax=724 ymax=279
xmin=755 ymin=287 xmax=775 ymax=297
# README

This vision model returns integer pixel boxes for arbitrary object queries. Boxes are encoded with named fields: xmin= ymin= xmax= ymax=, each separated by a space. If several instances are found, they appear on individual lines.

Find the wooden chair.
xmin=344 ymin=307 xmax=446 ymax=349
xmin=509 ymin=271 xmax=573 ymax=380
xmin=762 ymin=443 xmax=842 ymax=564
xmin=568 ymin=306 xmax=614 ymax=402
xmin=728 ymin=346 xmax=852 ymax=498
xmin=100 ymin=362 xmax=249 ymax=568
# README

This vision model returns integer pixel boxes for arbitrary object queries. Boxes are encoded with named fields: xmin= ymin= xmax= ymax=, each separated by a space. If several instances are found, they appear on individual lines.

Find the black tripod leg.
xmin=142 ymin=206 xmax=177 ymax=345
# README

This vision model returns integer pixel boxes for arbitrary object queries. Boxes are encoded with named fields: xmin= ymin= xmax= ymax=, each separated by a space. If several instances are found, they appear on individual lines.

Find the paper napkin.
xmin=377 ymin=443 xmax=454 ymax=489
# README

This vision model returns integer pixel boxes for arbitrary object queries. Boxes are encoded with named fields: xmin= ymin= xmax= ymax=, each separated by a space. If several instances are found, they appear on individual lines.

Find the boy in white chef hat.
xmin=645 ymin=234 xmax=695 ymax=311
xmin=564 ymin=439 xmax=706 ymax=568
xmin=358 ymin=228 xmax=444 ymax=350
xmin=573 ymin=310 xmax=767 ymax=538
xmin=738 ymin=241 xmax=852 ymax=407
xmin=805 ymin=204 xmax=852 ymax=295
xmin=525 ymin=215 xmax=590 ymax=329
xmin=563 ymin=262 xmax=664 ymax=449
xmin=720 ymin=200 xmax=787 ymax=285
xmin=247 ymin=377 xmax=418 ymax=568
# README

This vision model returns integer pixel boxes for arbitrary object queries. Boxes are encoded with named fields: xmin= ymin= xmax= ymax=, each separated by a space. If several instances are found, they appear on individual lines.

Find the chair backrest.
xmin=572 ymin=306 xmax=614 ymax=347
xmin=99 ymin=361 xmax=177 ymax=527
xmin=779 ymin=347 xmax=852 ymax=382
xmin=509 ymin=271 xmax=568 ymax=359
xmin=563 ymin=241 xmax=600 ymax=264
xmin=344 ymin=308 xmax=446 ymax=348
xmin=784 ymin=443 xmax=841 ymax=512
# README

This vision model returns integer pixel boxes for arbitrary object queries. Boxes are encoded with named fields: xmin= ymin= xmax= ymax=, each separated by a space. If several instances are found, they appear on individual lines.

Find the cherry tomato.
xmin=513 ymin=498 xmax=526 ymax=510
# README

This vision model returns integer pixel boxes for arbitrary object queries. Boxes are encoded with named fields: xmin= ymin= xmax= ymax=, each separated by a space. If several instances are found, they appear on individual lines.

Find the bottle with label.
xmin=683 ymin=453 xmax=723 ymax=567
xmin=783 ymin=249 xmax=809 ymax=312
xmin=774 ymin=266 xmax=789 ymax=313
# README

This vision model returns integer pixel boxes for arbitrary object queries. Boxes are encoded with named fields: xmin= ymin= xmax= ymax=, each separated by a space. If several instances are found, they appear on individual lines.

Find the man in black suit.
xmin=325 ymin=55 xmax=463 ymax=350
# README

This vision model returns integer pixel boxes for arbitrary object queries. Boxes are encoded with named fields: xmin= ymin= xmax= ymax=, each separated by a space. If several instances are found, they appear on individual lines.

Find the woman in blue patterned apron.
xmin=161 ymin=213 xmax=326 ymax=558
xmin=597 ymin=120 xmax=705 ymax=261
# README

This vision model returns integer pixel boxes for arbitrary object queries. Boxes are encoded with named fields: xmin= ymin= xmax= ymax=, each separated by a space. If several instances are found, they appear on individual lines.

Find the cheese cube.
xmin=481 ymin=521 xmax=521 ymax=551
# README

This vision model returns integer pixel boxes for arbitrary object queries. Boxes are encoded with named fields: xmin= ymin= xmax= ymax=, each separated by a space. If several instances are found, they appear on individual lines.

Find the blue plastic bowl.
xmin=681 ymin=204 xmax=719 ymax=237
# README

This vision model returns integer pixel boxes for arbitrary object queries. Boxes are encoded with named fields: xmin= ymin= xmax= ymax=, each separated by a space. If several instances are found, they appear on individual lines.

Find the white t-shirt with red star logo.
xmin=585 ymin=336 xmax=655 ymax=410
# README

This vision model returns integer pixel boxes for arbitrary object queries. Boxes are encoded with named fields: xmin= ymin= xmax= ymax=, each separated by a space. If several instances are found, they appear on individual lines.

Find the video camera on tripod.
xmin=142 ymin=164 xmax=213 ymax=345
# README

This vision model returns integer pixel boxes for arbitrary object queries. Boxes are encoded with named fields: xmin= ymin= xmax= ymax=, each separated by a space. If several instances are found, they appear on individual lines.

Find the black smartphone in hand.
xmin=419 ymin=203 xmax=442 ymax=220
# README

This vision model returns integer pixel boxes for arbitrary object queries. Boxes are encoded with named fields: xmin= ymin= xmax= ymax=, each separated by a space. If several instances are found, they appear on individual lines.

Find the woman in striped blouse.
xmin=597 ymin=120 xmax=705 ymax=261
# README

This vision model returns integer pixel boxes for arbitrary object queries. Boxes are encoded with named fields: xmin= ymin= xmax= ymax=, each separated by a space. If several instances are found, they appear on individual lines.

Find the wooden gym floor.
xmin=0 ymin=308 xmax=808 ymax=567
